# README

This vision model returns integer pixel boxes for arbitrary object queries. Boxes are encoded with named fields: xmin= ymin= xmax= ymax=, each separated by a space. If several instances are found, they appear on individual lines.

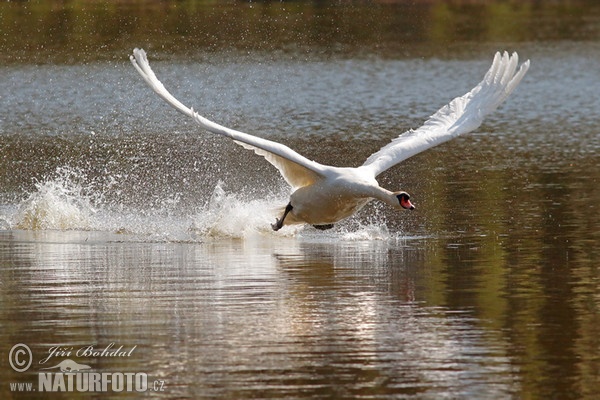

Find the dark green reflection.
xmin=1 ymin=0 xmax=599 ymax=64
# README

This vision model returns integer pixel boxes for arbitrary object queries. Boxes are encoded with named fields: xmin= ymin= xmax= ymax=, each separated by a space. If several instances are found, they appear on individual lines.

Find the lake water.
xmin=1 ymin=1 xmax=600 ymax=399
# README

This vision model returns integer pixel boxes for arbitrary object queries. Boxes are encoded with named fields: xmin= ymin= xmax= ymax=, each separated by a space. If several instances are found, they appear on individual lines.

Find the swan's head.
xmin=395 ymin=192 xmax=415 ymax=210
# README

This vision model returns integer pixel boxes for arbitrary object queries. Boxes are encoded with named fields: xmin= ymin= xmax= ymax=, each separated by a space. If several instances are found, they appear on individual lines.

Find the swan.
xmin=130 ymin=49 xmax=529 ymax=231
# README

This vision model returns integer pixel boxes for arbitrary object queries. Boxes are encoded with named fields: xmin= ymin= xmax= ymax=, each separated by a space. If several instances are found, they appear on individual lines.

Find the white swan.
xmin=130 ymin=49 xmax=529 ymax=231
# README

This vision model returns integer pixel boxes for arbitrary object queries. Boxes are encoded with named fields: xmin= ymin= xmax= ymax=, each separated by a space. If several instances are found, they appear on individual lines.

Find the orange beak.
xmin=401 ymin=197 xmax=415 ymax=210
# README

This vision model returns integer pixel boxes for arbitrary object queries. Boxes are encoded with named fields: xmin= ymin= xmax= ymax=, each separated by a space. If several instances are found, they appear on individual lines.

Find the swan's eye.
xmin=396 ymin=193 xmax=415 ymax=210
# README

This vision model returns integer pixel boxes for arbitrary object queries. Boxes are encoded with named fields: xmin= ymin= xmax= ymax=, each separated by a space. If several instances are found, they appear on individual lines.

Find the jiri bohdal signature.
xmin=39 ymin=343 xmax=137 ymax=365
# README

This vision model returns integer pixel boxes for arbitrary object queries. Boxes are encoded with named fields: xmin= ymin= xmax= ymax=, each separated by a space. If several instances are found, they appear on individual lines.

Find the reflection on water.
xmin=1 ymin=1 xmax=600 ymax=399
xmin=1 ymin=231 xmax=519 ymax=399
xmin=1 ymin=225 xmax=598 ymax=398
xmin=1 ymin=0 xmax=599 ymax=64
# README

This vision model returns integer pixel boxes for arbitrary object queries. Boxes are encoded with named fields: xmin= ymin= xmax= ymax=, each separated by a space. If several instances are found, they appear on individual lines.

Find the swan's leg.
xmin=272 ymin=203 xmax=293 ymax=231
xmin=313 ymin=224 xmax=334 ymax=230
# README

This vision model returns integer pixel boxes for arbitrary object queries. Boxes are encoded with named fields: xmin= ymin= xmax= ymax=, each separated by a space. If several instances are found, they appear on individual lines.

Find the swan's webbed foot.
xmin=313 ymin=224 xmax=334 ymax=230
xmin=272 ymin=203 xmax=293 ymax=231
xmin=271 ymin=219 xmax=283 ymax=231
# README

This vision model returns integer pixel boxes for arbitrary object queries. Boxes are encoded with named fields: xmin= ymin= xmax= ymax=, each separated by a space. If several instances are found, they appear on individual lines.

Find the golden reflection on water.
xmin=1 ymin=1 xmax=600 ymax=398
xmin=1 ymin=0 xmax=599 ymax=63
xmin=1 ymin=231 xmax=520 ymax=398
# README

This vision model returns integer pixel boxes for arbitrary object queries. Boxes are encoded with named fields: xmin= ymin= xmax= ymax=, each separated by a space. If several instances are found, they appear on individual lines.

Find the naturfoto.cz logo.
xmin=8 ymin=343 xmax=166 ymax=393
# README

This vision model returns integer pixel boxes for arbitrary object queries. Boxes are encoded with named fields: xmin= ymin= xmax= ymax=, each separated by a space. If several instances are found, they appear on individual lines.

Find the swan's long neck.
xmin=367 ymin=186 xmax=399 ymax=208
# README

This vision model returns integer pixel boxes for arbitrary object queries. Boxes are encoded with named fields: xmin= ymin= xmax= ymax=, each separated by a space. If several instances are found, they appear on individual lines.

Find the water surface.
xmin=1 ymin=1 xmax=600 ymax=399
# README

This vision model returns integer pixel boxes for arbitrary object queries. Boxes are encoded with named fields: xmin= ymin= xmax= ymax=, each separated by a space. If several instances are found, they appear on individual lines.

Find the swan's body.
xmin=284 ymin=168 xmax=382 ymax=226
xmin=130 ymin=49 xmax=529 ymax=230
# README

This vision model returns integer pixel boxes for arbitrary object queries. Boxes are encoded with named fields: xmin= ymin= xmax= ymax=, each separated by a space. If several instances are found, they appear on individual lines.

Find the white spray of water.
xmin=5 ymin=167 xmax=407 ymax=242
xmin=188 ymin=180 xmax=297 ymax=239
xmin=6 ymin=167 xmax=288 ymax=240
xmin=15 ymin=167 xmax=97 ymax=231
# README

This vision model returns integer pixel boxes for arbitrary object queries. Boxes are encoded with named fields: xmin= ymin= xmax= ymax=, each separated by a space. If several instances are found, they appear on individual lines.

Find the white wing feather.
xmin=130 ymin=48 xmax=324 ymax=190
xmin=361 ymin=51 xmax=530 ymax=177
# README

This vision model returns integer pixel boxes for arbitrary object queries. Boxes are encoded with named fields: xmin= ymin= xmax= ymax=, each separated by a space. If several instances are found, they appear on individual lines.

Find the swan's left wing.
xmin=130 ymin=48 xmax=325 ymax=190
xmin=360 ymin=51 xmax=530 ymax=177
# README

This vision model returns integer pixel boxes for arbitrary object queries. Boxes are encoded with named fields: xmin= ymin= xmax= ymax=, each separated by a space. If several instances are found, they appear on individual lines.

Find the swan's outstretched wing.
xmin=360 ymin=52 xmax=530 ymax=177
xmin=130 ymin=48 xmax=324 ymax=190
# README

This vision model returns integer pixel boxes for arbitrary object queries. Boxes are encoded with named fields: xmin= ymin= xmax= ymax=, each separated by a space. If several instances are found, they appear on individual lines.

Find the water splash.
xmin=15 ymin=167 xmax=97 ymax=231
xmin=4 ymin=167 xmax=407 ymax=242
xmin=189 ymin=181 xmax=290 ymax=239
xmin=5 ymin=169 xmax=284 ymax=240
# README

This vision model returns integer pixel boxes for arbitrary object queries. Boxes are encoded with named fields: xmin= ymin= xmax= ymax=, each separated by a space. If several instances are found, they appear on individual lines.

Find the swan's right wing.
xmin=130 ymin=48 xmax=325 ymax=190
xmin=360 ymin=52 xmax=530 ymax=177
